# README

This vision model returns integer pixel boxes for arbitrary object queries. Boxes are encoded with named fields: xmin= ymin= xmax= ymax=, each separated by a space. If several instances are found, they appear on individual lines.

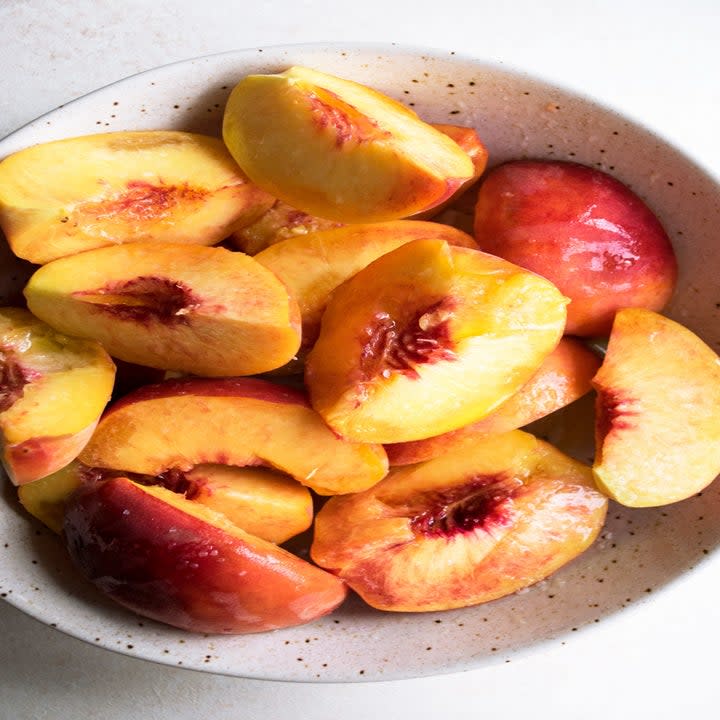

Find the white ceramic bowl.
xmin=1 ymin=43 xmax=719 ymax=682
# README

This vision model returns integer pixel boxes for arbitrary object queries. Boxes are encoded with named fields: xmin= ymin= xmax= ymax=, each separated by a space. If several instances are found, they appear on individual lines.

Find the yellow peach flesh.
xmin=311 ymin=430 xmax=607 ymax=612
xmin=305 ymin=239 xmax=568 ymax=443
xmin=0 ymin=131 xmax=275 ymax=264
xmin=223 ymin=66 xmax=474 ymax=222
xmin=592 ymin=308 xmax=720 ymax=507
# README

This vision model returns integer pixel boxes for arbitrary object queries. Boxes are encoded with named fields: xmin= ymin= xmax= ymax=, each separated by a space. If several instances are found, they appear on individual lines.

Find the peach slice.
xmin=229 ymin=123 xmax=488 ymax=255
xmin=0 ymin=307 xmax=115 ymax=485
xmin=473 ymin=160 xmax=678 ymax=336
xmin=255 ymin=220 xmax=477 ymax=353
xmin=63 ymin=476 xmax=347 ymax=633
xmin=183 ymin=464 xmax=313 ymax=544
xmin=592 ymin=308 xmax=720 ymax=507
xmin=79 ymin=376 xmax=388 ymax=496
xmin=311 ymin=430 xmax=607 ymax=612
xmin=305 ymin=238 xmax=568 ymax=443
xmin=222 ymin=66 xmax=475 ymax=223
xmin=24 ymin=242 xmax=301 ymax=376
xmin=386 ymin=337 xmax=601 ymax=465
xmin=0 ymin=131 xmax=275 ymax=264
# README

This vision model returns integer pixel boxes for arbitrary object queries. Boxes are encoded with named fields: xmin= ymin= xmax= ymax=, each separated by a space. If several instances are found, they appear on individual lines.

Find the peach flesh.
xmin=306 ymin=238 xmax=568 ymax=443
xmin=311 ymin=430 xmax=608 ymax=612
xmin=385 ymin=337 xmax=601 ymax=466
xmin=80 ymin=376 xmax=388 ymax=496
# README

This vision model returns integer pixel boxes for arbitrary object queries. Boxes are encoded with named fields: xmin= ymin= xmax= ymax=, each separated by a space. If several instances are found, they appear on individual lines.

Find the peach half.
xmin=79 ymin=376 xmax=388 ymax=496
xmin=222 ymin=66 xmax=475 ymax=223
xmin=592 ymin=308 xmax=720 ymax=507
xmin=0 ymin=307 xmax=115 ymax=485
xmin=0 ymin=130 xmax=275 ymax=264
xmin=385 ymin=337 xmax=601 ymax=465
xmin=473 ymin=160 xmax=678 ymax=336
xmin=255 ymin=220 xmax=477 ymax=353
xmin=311 ymin=429 xmax=608 ymax=612
xmin=63 ymin=476 xmax=347 ymax=634
xmin=305 ymin=238 xmax=568 ymax=443
xmin=24 ymin=242 xmax=301 ymax=376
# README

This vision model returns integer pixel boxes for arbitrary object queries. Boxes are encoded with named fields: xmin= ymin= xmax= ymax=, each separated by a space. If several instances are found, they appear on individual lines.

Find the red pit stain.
xmin=410 ymin=474 xmax=520 ymax=538
xmin=0 ymin=355 xmax=40 ymax=412
xmin=74 ymin=276 xmax=201 ymax=325
xmin=307 ymin=89 xmax=389 ymax=148
xmin=86 ymin=180 xmax=207 ymax=221
xmin=81 ymin=465 xmax=203 ymax=501
xmin=361 ymin=299 xmax=457 ymax=380
xmin=595 ymin=388 xmax=638 ymax=444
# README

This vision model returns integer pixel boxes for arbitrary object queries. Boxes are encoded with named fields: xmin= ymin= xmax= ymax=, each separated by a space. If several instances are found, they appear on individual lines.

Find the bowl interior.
xmin=1 ymin=43 xmax=719 ymax=682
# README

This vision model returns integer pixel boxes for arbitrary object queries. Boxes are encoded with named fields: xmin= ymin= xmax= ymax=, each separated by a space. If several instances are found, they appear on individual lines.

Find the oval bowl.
xmin=1 ymin=43 xmax=719 ymax=682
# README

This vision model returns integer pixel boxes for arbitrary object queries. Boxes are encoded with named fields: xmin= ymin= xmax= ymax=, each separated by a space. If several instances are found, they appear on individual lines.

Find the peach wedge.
xmin=386 ymin=337 xmax=601 ymax=465
xmin=311 ymin=430 xmax=608 ymax=612
xmin=24 ymin=242 xmax=301 ymax=376
xmin=305 ymin=238 xmax=568 ymax=443
xmin=592 ymin=308 xmax=720 ymax=507
xmin=255 ymin=220 xmax=477 ymax=352
xmin=229 ymin=123 xmax=487 ymax=254
xmin=0 ymin=130 xmax=275 ymax=264
xmin=223 ymin=66 xmax=475 ymax=223
xmin=79 ymin=376 xmax=388 ymax=496
xmin=0 ymin=307 xmax=115 ymax=485
xmin=63 ymin=476 xmax=347 ymax=634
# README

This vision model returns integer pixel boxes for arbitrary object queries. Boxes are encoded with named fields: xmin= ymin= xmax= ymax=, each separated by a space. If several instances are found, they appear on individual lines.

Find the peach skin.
xmin=473 ymin=160 xmax=678 ymax=336
xmin=63 ymin=476 xmax=347 ymax=634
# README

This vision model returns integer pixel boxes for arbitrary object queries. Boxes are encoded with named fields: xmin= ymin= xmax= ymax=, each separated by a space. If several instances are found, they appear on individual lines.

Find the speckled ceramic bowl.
xmin=1 ymin=44 xmax=719 ymax=682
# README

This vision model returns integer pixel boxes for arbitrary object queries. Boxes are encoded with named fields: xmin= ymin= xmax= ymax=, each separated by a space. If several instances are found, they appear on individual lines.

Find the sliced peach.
xmin=0 ymin=131 xmax=275 ymax=264
xmin=255 ymin=220 xmax=477 ymax=353
xmin=228 ymin=123 xmax=487 ymax=254
xmin=24 ymin=242 xmax=301 ymax=376
xmin=386 ymin=337 xmax=601 ymax=465
xmin=0 ymin=307 xmax=115 ymax=485
xmin=305 ymin=238 xmax=568 ymax=443
xmin=473 ymin=160 xmax=678 ymax=336
xmin=311 ymin=430 xmax=607 ymax=612
xmin=63 ymin=476 xmax=346 ymax=633
xmin=79 ymin=376 xmax=388 ymax=496
xmin=592 ymin=308 xmax=720 ymax=507
xmin=183 ymin=464 xmax=313 ymax=544
xmin=222 ymin=66 xmax=474 ymax=223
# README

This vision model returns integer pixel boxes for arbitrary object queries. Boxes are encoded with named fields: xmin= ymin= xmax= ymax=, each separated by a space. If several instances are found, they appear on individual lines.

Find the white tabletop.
xmin=1 ymin=1 xmax=719 ymax=718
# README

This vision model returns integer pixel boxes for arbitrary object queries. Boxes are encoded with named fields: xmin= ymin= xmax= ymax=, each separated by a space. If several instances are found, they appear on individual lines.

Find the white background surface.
xmin=1 ymin=1 xmax=719 ymax=717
